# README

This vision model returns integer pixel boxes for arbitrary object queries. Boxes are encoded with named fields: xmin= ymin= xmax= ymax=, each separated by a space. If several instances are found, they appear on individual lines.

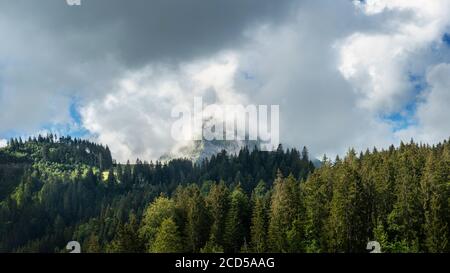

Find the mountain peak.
xmin=160 ymin=139 xmax=261 ymax=163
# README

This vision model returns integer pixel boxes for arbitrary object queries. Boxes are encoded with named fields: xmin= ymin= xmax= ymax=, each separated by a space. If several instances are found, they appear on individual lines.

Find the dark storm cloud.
xmin=0 ymin=0 xmax=295 ymax=67
xmin=0 ymin=0 xmax=295 ymax=134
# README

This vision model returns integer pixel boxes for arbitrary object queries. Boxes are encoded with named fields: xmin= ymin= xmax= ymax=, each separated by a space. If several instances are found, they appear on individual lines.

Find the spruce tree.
xmin=139 ymin=195 xmax=176 ymax=250
xmin=151 ymin=218 xmax=183 ymax=253
xmin=224 ymin=184 xmax=249 ymax=253
xmin=205 ymin=181 xmax=229 ymax=249
xmin=183 ymin=184 xmax=210 ymax=252
xmin=250 ymin=190 xmax=268 ymax=252
xmin=268 ymin=173 xmax=301 ymax=252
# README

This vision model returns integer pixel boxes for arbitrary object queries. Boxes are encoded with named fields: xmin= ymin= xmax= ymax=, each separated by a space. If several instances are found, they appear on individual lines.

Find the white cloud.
xmin=81 ymin=53 xmax=246 ymax=162
xmin=81 ymin=0 xmax=450 ymax=161
xmin=2 ymin=0 xmax=450 ymax=161
xmin=338 ymin=0 xmax=450 ymax=113
xmin=232 ymin=0 xmax=402 ymax=158
xmin=0 ymin=139 xmax=7 ymax=148
xmin=396 ymin=63 xmax=450 ymax=143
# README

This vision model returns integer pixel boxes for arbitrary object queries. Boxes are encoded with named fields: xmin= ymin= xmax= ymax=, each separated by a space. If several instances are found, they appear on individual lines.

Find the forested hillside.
xmin=0 ymin=136 xmax=448 ymax=253
xmin=0 ymin=135 xmax=313 ymax=252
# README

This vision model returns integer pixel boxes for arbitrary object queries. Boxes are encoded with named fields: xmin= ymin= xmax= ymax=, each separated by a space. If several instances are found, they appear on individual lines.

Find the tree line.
xmin=0 ymin=136 xmax=448 ymax=252
xmin=104 ymin=139 xmax=450 ymax=253
xmin=0 ymin=135 xmax=314 ymax=252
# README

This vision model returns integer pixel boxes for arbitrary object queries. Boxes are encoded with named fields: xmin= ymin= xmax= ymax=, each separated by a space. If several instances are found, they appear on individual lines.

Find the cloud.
xmin=0 ymin=8 xmax=124 ymax=134
xmin=1 ymin=0 xmax=450 ymax=161
xmin=396 ymin=63 xmax=450 ymax=143
xmin=338 ymin=0 xmax=450 ymax=113
xmin=81 ymin=0 xmax=398 ymax=160
xmin=232 ymin=0 xmax=398 ymax=157
xmin=80 ymin=53 xmax=246 ymax=161
xmin=0 ymin=0 xmax=294 ymax=135
xmin=0 ymin=0 xmax=294 ymax=67
xmin=0 ymin=139 xmax=7 ymax=148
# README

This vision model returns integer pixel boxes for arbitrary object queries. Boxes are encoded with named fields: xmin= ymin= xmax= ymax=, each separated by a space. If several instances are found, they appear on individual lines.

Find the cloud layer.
xmin=1 ymin=0 xmax=449 ymax=161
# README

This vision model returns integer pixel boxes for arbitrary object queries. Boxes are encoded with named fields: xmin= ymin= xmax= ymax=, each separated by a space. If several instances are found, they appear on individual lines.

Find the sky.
xmin=0 ymin=0 xmax=450 ymax=161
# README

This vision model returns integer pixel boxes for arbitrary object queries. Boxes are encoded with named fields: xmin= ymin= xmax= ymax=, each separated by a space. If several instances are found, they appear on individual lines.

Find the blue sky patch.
xmin=0 ymin=97 xmax=90 ymax=141
xmin=65 ymin=98 xmax=90 ymax=138
xmin=443 ymin=33 xmax=450 ymax=46
xmin=381 ymin=73 xmax=426 ymax=132
xmin=69 ymin=99 xmax=83 ymax=125
xmin=381 ymin=104 xmax=418 ymax=132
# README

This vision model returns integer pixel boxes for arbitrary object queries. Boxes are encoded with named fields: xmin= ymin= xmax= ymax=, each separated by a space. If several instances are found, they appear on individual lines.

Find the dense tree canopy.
xmin=0 ymin=135 xmax=449 ymax=253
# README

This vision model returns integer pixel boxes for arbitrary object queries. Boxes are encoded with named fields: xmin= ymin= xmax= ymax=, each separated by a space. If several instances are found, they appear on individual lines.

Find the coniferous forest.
xmin=0 ymin=135 xmax=449 ymax=253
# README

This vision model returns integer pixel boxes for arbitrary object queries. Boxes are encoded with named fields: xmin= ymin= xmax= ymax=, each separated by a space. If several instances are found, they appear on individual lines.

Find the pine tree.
xmin=373 ymin=220 xmax=388 ymax=253
xmin=224 ymin=184 xmax=250 ymax=253
xmin=250 ymin=181 xmax=268 ymax=252
xmin=267 ymin=172 xmax=302 ymax=252
xmin=151 ymin=218 xmax=183 ymax=253
xmin=139 ymin=195 xmax=176 ymax=250
xmin=205 ymin=181 xmax=229 ymax=248
xmin=421 ymin=152 xmax=448 ymax=252
xmin=182 ymin=184 xmax=210 ymax=252
xmin=286 ymin=218 xmax=304 ymax=252
xmin=109 ymin=213 xmax=143 ymax=253
xmin=85 ymin=234 xmax=101 ymax=253
xmin=106 ymin=168 xmax=116 ymax=189
xmin=424 ymin=193 xmax=448 ymax=252
xmin=387 ymin=145 xmax=421 ymax=252
xmin=200 ymin=240 xmax=224 ymax=253
xmin=325 ymin=149 xmax=365 ymax=252
xmin=122 ymin=161 xmax=133 ymax=189
xmin=303 ymin=156 xmax=333 ymax=252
